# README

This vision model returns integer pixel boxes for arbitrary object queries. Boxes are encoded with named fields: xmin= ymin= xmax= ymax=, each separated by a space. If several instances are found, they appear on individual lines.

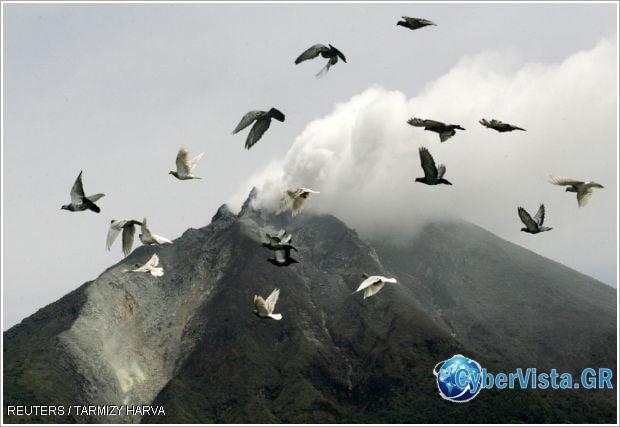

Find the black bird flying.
xmin=479 ymin=118 xmax=526 ymax=133
xmin=295 ymin=43 xmax=347 ymax=77
xmin=407 ymin=118 xmax=465 ymax=142
xmin=415 ymin=147 xmax=452 ymax=186
xmin=232 ymin=108 xmax=285 ymax=149
xmin=397 ymin=16 xmax=436 ymax=31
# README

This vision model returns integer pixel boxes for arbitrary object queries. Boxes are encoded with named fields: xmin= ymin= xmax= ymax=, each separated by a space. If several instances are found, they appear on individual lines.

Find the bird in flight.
xmin=407 ymin=118 xmax=465 ymax=142
xmin=518 ymin=204 xmax=553 ymax=234
xmin=479 ymin=119 xmax=526 ymax=133
xmin=295 ymin=43 xmax=347 ymax=77
xmin=61 ymin=171 xmax=105 ymax=213
xmin=355 ymin=274 xmax=398 ymax=299
xmin=415 ymin=147 xmax=452 ymax=186
xmin=253 ymin=288 xmax=283 ymax=320
xmin=123 ymin=253 xmax=164 ymax=277
xmin=548 ymin=176 xmax=604 ymax=207
xmin=139 ymin=217 xmax=173 ymax=246
xmin=278 ymin=188 xmax=320 ymax=217
xmin=232 ymin=108 xmax=285 ymax=150
xmin=169 ymin=146 xmax=204 ymax=180
xmin=263 ymin=229 xmax=296 ymax=251
xmin=397 ymin=16 xmax=436 ymax=31
xmin=106 ymin=219 xmax=142 ymax=257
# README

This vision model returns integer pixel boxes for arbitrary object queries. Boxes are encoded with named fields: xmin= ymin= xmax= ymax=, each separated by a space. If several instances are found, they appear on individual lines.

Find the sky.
xmin=2 ymin=2 xmax=617 ymax=329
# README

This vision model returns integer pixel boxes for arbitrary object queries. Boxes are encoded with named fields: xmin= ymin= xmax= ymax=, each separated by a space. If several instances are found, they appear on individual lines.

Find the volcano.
xmin=3 ymin=190 xmax=616 ymax=423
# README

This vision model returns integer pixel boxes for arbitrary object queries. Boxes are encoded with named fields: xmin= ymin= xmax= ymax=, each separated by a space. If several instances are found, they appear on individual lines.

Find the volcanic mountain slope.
xmin=3 ymin=190 xmax=617 ymax=423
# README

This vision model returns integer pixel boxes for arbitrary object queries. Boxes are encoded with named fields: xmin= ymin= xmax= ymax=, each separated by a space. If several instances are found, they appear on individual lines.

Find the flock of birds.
xmin=60 ymin=16 xmax=605 ymax=321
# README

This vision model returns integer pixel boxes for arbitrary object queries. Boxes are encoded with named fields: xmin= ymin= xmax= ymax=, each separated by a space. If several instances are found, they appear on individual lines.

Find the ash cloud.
xmin=232 ymin=38 xmax=617 ymax=285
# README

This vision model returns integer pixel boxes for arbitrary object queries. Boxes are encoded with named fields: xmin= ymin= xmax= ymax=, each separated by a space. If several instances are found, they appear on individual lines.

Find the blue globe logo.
xmin=433 ymin=354 xmax=483 ymax=402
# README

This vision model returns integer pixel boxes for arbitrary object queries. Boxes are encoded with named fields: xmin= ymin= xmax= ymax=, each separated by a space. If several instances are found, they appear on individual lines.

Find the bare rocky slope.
xmin=3 ymin=190 xmax=617 ymax=423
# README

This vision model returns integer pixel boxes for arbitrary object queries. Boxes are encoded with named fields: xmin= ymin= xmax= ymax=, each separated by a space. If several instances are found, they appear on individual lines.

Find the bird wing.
xmin=292 ymin=196 xmax=306 ymax=217
xmin=437 ymin=164 xmax=447 ymax=180
xmin=355 ymin=276 xmax=382 ymax=292
xmin=584 ymin=182 xmax=604 ymax=189
xmin=548 ymin=176 xmax=584 ymax=186
xmin=295 ymin=44 xmax=328 ymax=64
xmin=145 ymin=254 xmax=160 ymax=269
xmin=419 ymin=147 xmax=438 ymax=180
xmin=577 ymin=189 xmax=594 ymax=207
xmin=254 ymin=295 xmax=269 ymax=316
xmin=175 ymin=147 xmax=191 ymax=175
xmin=518 ymin=207 xmax=539 ymax=232
xmin=232 ymin=111 xmax=264 ymax=134
xmin=533 ymin=204 xmax=546 ymax=226
xmin=152 ymin=234 xmax=173 ymax=244
xmin=121 ymin=224 xmax=136 ymax=256
xmin=106 ymin=220 xmax=125 ymax=251
xmin=439 ymin=130 xmax=456 ymax=142
xmin=407 ymin=117 xmax=427 ymax=128
xmin=277 ymin=191 xmax=294 ymax=214
xmin=245 ymin=116 xmax=271 ymax=149
xmin=363 ymin=283 xmax=385 ymax=299
xmin=265 ymin=288 xmax=280 ymax=313
xmin=188 ymin=152 xmax=205 ymax=174
xmin=140 ymin=218 xmax=154 ymax=241
xmin=87 ymin=193 xmax=105 ymax=203
xmin=330 ymin=45 xmax=346 ymax=62
xmin=70 ymin=171 xmax=86 ymax=204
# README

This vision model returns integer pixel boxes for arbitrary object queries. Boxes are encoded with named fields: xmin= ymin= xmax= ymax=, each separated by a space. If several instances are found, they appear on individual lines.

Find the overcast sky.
xmin=2 ymin=3 xmax=617 ymax=329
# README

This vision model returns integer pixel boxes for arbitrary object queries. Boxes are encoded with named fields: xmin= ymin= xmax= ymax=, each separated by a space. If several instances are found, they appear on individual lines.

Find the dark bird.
xmin=267 ymin=245 xmax=299 ymax=267
xmin=397 ymin=16 xmax=436 ymax=31
xmin=407 ymin=118 xmax=465 ymax=142
xmin=415 ymin=147 xmax=452 ymax=186
xmin=548 ymin=176 xmax=604 ymax=207
xmin=479 ymin=118 xmax=526 ymax=133
xmin=518 ymin=204 xmax=553 ymax=234
xmin=61 ymin=171 xmax=104 ymax=213
xmin=232 ymin=108 xmax=285 ymax=150
xmin=294 ymin=44 xmax=347 ymax=77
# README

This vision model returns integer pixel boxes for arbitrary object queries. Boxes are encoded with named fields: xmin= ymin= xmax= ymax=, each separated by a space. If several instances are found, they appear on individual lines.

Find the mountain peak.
xmin=238 ymin=186 xmax=259 ymax=217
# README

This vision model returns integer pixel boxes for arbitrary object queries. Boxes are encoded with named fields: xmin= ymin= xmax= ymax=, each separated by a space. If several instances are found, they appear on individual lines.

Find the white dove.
xmin=549 ymin=176 xmax=604 ymax=207
xmin=123 ymin=253 xmax=164 ymax=277
xmin=106 ymin=219 xmax=142 ymax=257
xmin=355 ymin=274 xmax=398 ymax=299
xmin=139 ymin=217 xmax=173 ymax=246
xmin=169 ymin=146 xmax=204 ymax=180
xmin=278 ymin=187 xmax=320 ymax=217
xmin=253 ymin=288 xmax=283 ymax=320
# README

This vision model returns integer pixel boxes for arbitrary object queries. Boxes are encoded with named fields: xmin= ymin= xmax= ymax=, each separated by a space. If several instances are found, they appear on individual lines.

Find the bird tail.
xmin=81 ymin=197 xmax=101 ymax=213
xmin=150 ymin=268 xmax=164 ymax=277
xmin=315 ymin=60 xmax=332 ymax=78
xmin=268 ymin=313 xmax=282 ymax=320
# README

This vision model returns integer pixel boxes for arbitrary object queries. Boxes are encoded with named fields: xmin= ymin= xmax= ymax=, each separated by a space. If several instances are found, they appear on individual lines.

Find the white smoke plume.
xmin=231 ymin=38 xmax=617 ymax=285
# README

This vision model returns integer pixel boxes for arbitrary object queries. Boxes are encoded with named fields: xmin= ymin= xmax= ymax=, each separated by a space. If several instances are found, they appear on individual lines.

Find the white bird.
xmin=277 ymin=188 xmax=320 ymax=217
xmin=549 ymin=176 xmax=604 ymax=207
xmin=253 ymin=288 xmax=283 ymax=320
xmin=106 ymin=219 xmax=142 ymax=257
xmin=354 ymin=274 xmax=398 ymax=299
xmin=61 ymin=171 xmax=105 ymax=213
xmin=169 ymin=146 xmax=204 ymax=180
xmin=139 ymin=217 xmax=173 ymax=246
xmin=123 ymin=253 xmax=164 ymax=277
